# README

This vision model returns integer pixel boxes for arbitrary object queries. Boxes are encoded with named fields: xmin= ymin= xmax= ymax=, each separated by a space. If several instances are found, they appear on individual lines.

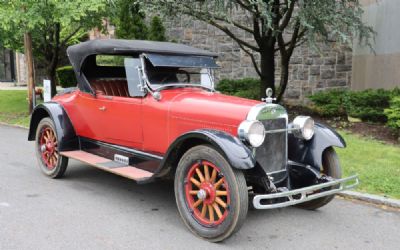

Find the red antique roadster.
xmin=29 ymin=39 xmax=358 ymax=242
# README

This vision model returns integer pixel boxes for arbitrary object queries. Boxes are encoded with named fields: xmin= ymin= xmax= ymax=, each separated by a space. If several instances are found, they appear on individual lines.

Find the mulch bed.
xmin=286 ymin=105 xmax=400 ymax=145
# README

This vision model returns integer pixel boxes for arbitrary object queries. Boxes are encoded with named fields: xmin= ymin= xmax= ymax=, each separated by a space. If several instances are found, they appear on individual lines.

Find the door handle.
xmin=99 ymin=106 xmax=106 ymax=111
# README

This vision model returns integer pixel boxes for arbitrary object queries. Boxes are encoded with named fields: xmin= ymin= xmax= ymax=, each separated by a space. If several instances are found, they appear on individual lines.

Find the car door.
xmin=73 ymin=91 xmax=143 ymax=149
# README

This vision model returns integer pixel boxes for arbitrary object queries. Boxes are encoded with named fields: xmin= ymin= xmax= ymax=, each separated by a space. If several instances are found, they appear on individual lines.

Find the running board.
xmin=60 ymin=150 xmax=154 ymax=182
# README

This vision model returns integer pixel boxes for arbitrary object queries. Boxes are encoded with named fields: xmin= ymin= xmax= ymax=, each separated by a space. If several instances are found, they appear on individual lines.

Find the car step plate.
xmin=60 ymin=150 xmax=153 ymax=182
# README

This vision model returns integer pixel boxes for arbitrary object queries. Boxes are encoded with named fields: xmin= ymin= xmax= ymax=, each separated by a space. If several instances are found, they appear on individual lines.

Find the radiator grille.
xmin=255 ymin=118 xmax=287 ymax=174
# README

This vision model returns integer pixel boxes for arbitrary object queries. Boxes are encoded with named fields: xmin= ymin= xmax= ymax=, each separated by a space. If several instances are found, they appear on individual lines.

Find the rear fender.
xmin=288 ymin=123 xmax=346 ymax=170
xmin=28 ymin=103 xmax=79 ymax=151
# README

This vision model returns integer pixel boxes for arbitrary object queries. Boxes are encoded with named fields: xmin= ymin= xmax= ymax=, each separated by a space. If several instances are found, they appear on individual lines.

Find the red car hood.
xmin=166 ymin=89 xmax=261 ymax=136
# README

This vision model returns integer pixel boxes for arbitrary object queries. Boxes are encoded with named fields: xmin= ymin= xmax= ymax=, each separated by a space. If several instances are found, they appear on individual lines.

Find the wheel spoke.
xmin=212 ymin=202 xmax=223 ymax=219
xmin=189 ymin=190 xmax=198 ymax=195
xmin=208 ymin=205 xmax=214 ymax=222
xmin=195 ymin=168 xmax=205 ymax=182
xmin=215 ymin=197 xmax=227 ymax=208
xmin=210 ymin=168 xmax=217 ymax=183
xmin=204 ymin=164 xmax=210 ymax=181
xmin=216 ymin=190 xmax=228 ymax=196
xmin=193 ymin=199 xmax=203 ymax=208
xmin=214 ymin=178 xmax=224 ymax=189
xmin=190 ymin=177 xmax=201 ymax=188
xmin=201 ymin=204 xmax=207 ymax=218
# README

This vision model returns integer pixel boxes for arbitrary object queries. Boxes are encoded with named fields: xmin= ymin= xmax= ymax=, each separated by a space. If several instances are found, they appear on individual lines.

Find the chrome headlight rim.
xmin=292 ymin=116 xmax=315 ymax=140
xmin=238 ymin=120 xmax=266 ymax=147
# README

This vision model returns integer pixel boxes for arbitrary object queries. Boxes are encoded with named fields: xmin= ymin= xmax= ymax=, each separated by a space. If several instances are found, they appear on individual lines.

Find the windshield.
xmin=145 ymin=66 xmax=214 ymax=89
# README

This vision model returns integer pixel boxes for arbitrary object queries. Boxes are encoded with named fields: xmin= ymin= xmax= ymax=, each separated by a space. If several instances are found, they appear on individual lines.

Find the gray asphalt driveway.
xmin=1 ymin=125 xmax=399 ymax=250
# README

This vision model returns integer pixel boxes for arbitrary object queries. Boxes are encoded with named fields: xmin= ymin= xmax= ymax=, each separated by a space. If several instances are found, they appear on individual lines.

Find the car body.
xmin=28 ymin=39 xmax=358 ymax=242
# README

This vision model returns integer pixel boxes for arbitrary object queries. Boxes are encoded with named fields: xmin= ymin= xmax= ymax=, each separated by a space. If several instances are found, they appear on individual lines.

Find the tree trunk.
xmin=47 ymin=65 xmax=58 ymax=97
xmin=277 ymin=57 xmax=290 ymax=102
xmin=24 ymin=32 xmax=35 ymax=114
xmin=259 ymin=46 xmax=276 ymax=99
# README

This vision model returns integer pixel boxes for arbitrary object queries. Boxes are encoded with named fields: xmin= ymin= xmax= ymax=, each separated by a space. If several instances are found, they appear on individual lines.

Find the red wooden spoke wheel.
xmin=175 ymin=145 xmax=248 ymax=242
xmin=39 ymin=125 xmax=59 ymax=170
xmin=35 ymin=118 xmax=68 ymax=178
xmin=185 ymin=161 xmax=230 ymax=226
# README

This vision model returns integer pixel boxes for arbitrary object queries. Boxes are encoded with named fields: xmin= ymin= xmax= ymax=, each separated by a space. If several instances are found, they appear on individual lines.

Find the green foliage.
xmin=112 ymin=1 xmax=166 ymax=41
xmin=385 ymin=96 xmax=400 ymax=131
xmin=216 ymin=78 xmax=261 ymax=100
xmin=309 ymin=88 xmax=397 ymax=123
xmin=0 ymin=0 xmax=108 ymax=96
xmin=148 ymin=16 xmax=167 ymax=41
xmin=344 ymin=89 xmax=391 ymax=123
xmin=56 ymin=66 xmax=76 ymax=88
xmin=308 ymin=90 xmax=348 ymax=117
xmin=114 ymin=1 xmax=148 ymax=39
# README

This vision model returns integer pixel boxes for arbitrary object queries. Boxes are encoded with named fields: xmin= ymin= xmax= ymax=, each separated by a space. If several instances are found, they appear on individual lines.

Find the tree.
xmin=148 ymin=16 xmax=167 ymax=41
xmin=113 ymin=1 xmax=148 ymax=40
xmin=0 ymin=0 xmax=108 ymax=96
xmin=141 ymin=0 xmax=373 ymax=101
xmin=111 ymin=0 xmax=166 ymax=41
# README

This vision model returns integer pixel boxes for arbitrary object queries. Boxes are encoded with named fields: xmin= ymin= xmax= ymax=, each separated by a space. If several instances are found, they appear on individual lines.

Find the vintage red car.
xmin=28 ymin=39 xmax=358 ymax=242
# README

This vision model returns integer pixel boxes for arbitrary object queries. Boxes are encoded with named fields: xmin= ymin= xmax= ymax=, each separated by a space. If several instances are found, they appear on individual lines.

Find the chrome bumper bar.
xmin=253 ymin=175 xmax=359 ymax=209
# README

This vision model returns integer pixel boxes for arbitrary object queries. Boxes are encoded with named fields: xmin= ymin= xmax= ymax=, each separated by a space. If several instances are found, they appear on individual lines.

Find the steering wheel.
xmin=159 ymin=71 xmax=191 ymax=85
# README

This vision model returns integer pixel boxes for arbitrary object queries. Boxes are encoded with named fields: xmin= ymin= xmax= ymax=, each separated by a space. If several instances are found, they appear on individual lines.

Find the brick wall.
xmin=164 ymin=16 xmax=353 ymax=103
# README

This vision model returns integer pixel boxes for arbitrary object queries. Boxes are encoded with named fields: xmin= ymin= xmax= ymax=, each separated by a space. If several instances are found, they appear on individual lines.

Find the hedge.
xmin=216 ymin=78 xmax=261 ymax=100
xmin=385 ymin=96 xmax=400 ymax=132
xmin=56 ymin=66 xmax=76 ymax=88
xmin=309 ymin=88 xmax=399 ymax=123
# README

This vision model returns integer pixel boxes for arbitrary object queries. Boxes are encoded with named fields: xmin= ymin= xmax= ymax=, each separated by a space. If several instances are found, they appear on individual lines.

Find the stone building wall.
xmin=164 ymin=17 xmax=353 ymax=103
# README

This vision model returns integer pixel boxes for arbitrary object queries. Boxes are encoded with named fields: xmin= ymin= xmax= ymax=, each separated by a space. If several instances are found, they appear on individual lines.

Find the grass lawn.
xmin=337 ymin=131 xmax=400 ymax=199
xmin=0 ymin=90 xmax=399 ymax=198
xmin=0 ymin=90 xmax=31 ymax=127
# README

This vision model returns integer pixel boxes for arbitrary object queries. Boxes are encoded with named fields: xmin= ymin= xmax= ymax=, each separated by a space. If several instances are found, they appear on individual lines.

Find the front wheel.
xmin=174 ymin=145 xmax=248 ymax=242
xmin=35 ymin=117 xmax=68 ymax=178
xmin=296 ymin=147 xmax=342 ymax=210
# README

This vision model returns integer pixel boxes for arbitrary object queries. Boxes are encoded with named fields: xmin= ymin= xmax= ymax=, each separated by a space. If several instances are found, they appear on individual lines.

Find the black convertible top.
xmin=67 ymin=39 xmax=217 ymax=72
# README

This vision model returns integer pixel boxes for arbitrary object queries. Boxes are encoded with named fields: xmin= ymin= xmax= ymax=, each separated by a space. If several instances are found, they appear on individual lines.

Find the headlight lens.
xmin=293 ymin=116 xmax=315 ymax=140
xmin=238 ymin=120 xmax=265 ymax=147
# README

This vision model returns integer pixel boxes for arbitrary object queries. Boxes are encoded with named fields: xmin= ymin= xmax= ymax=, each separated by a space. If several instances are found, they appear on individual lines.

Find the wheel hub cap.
xmin=197 ymin=189 xmax=207 ymax=200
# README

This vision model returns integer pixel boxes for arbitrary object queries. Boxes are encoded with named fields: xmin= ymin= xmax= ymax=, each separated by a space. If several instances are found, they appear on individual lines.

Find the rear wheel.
xmin=174 ymin=145 xmax=248 ymax=242
xmin=35 ymin=117 xmax=68 ymax=178
xmin=296 ymin=147 xmax=342 ymax=210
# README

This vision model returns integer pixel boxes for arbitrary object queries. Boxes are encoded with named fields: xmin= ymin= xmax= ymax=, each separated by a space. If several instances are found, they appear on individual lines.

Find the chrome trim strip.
xmin=252 ymin=175 xmax=359 ymax=209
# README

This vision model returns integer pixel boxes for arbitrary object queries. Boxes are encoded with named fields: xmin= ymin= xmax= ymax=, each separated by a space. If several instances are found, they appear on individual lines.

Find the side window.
xmin=124 ymin=58 xmax=145 ymax=97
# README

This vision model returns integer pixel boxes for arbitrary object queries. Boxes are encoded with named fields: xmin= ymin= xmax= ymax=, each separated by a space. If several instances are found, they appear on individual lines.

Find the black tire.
xmin=296 ymin=147 xmax=342 ymax=210
xmin=35 ymin=117 xmax=68 ymax=178
xmin=174 ymin=145 xmax=248 ymax=242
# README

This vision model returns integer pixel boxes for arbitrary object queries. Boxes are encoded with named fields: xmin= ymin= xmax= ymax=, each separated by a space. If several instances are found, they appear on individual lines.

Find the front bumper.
xmin=253 ymin=175 xmax=359 ymax=209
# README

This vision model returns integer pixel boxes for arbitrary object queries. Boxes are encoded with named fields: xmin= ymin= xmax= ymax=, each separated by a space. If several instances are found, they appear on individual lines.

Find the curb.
xmin=0 ymin=122 xmax=28 ymax=130
xmin=339 ymin=191 xmax=400 ymax=209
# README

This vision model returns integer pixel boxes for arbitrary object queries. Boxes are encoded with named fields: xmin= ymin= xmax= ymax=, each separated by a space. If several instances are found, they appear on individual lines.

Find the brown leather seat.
xmin=90 ymin=79 xmax=130 ymax=97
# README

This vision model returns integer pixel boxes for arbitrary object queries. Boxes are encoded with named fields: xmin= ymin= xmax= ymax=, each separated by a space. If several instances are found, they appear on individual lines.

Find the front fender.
xmin=28 ymin=102 xmax=79 ymax=151
xmin=163 ymin=129 xmax=256 ymax=170
xmin=288 ymin=123 xmax=345 ymax=170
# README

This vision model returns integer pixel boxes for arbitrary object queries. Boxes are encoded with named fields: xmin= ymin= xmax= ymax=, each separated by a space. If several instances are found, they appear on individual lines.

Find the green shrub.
xmin=308 ymin=89 xmax=348 ymax=117
xmin=56 ymin=66 xmax=76 ymax=88
xmin=385 ymin=96 xmax=400 ymax=131
xmin=344 ymin=89 xmax=391 ymax=123
xmin=216 ymin=78 xmax=261 ymax=100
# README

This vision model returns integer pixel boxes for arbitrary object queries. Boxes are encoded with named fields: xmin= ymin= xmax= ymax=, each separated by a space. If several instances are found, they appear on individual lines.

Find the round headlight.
xmin=238 ymin=120 xmax=266 ymax=147
xmin=293 ymin=116 xmax=315 ymax=140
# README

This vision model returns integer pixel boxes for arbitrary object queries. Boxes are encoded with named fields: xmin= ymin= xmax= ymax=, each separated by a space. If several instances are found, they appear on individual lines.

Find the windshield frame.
xmin=139 ymin=54 xmax=216 ymax=92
